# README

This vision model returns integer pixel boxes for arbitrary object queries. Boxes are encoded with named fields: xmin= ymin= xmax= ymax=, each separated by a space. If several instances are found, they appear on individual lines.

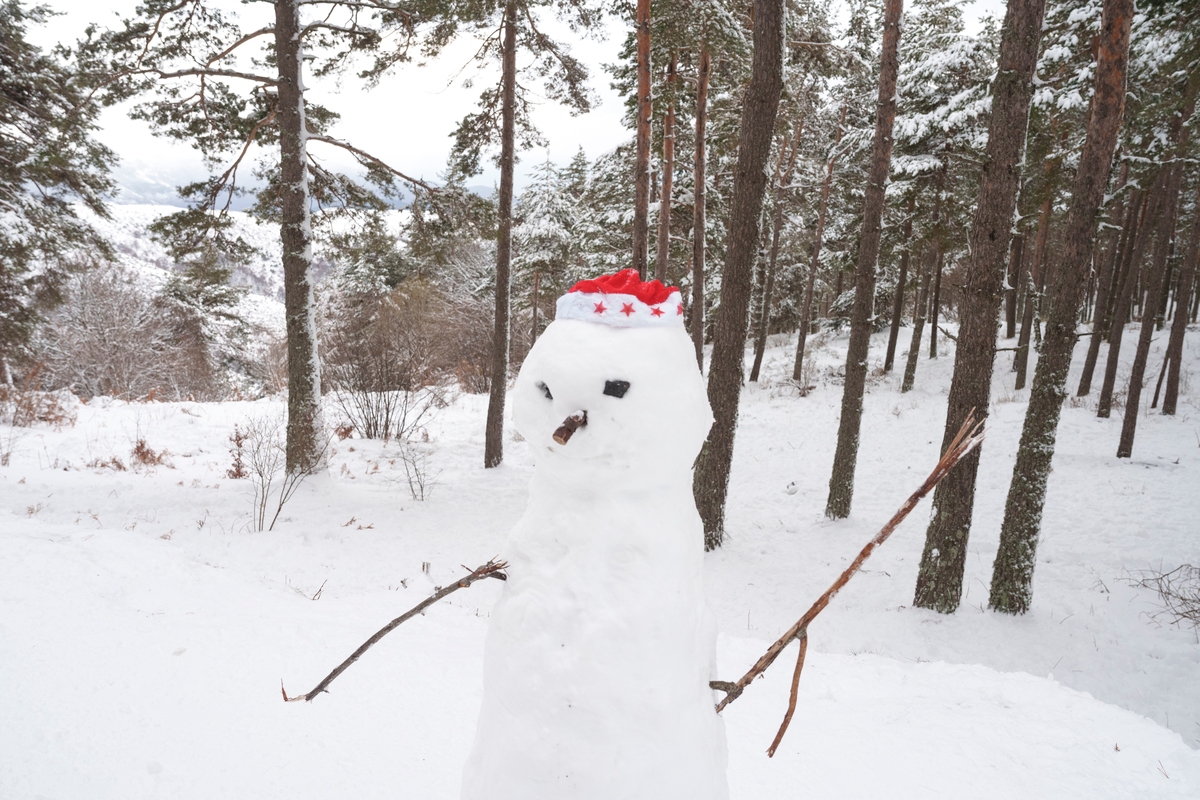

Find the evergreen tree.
xmin=0 ymin=0 xmax=115 ymax=381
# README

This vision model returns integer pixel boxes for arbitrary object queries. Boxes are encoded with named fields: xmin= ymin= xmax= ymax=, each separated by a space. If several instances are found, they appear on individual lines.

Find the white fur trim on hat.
xmin=556 ymin=289 xmax=684 ymax=328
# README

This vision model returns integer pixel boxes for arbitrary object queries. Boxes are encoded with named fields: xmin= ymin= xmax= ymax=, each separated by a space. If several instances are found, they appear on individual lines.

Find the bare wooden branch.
xmin=283 ymin=559 xmax=508 ymax=703
xmin=710 ymin=412 xmax=985 ymax=757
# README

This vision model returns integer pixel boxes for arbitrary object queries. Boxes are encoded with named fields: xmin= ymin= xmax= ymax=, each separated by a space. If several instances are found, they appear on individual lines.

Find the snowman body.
xmin=461 ymin=287 xmax=728 ymax=800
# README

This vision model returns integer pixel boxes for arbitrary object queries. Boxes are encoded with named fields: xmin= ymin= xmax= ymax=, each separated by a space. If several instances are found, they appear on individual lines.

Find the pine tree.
xmin=513 ymin=159 xmax=578 ymax=343
xmin=0 ymin=0 xmax=115 ymax=381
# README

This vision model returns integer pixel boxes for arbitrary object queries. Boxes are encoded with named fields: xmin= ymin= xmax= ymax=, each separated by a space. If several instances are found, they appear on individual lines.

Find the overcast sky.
xmin=32 ymin=0 xmax=1004 ymax=207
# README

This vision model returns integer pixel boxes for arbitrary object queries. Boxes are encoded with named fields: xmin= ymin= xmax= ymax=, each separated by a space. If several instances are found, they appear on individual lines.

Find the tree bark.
xmin=913 ymin=0 xmax=1047 ymax=613
xmin=692 ymin=0 xmax=785 ymax=548
xmin=902 ymin=223 xmax=938 ymax=393
xmin=751 ymin=119 xmax=805 ymax=382
xmin=824 ymin=0 xmax=903 ymax=520
xmin=1163 ymin=182 xmax=1200 ymax=415
xmin=885 ymin=196 xmax=916 ymax=372
xmin=1077 ymin=176 xmax=1135 ymax=395
xmin=691 ymin=43 xmax=710 ymax=369
xmin=275 ymin=0 xmax=321 ymax=475
xmin=989 ymin=0 xmax=1132 ymax=614
xmin=1014 ymin=193 xmax=1053 ymax=388
xmin=928 ymin=195 xmax=945 ymax=359
xmin=483 ymin=1 xmax=517 ymax=469
xmin=1004 ymin=232 xmax=1023 ymax=338
xmin=1096 ymin=189 xmax=1151 ymax=413
xmin=793 ymin=105 xmax=847 ymax=382
xmin=1118 ymin=132 xmax=1193 ymax=453
xmin=655 ymin=53 xmax=677 ymax=283
xmin=633 ymin=0 xmax=652 ymax=278
xmin=531 ymin=269 xmax=540 ymax=346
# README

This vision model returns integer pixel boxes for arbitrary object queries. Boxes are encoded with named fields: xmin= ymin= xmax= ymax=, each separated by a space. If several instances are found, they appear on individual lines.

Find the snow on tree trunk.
xmin=1163 ymin=182 xmax=1200 ymax=415
xmin=989 ymin=0 xmax=1132 ymax=615
xmin=690 ymin=43 xmax=710 ymax=370
xmin=484 ymin=1 xmax=518 ymax=470
xmin=655 ymin=53 xmax=677 ymax=283
xmin=1014 ymin=193 xmax=1053 ymax=389
xmin=1004 ymin=233 xmax=1023 ymax=339
xmin=1077 ymin=168 xmax=1134 ymax=395
xmin=274 ymin=0 xmax=321 ymax=476
xmin=913 ymin=0 xmax=1047 ymax=614
xmin=901 ymin=237 xmax=934 ymax=394
xmin=692 ymin=0 xmax=785 ymax=549
xmin=793 ymin=105 xmax=846 ymax=383
xmin=825 ymin=0 xmax=903 ymax=521
xmin=884 ymin=198 xmax=915 ymax=373
xmin=633 ymin=0 xmax=652 ymax=279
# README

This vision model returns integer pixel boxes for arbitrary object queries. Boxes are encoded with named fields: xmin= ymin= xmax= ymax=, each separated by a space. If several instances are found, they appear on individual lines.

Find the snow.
xmin=2 ymin=319 xmax=1199 ymax=798
xmin=464 ymin=317 xmax=725 ymax=798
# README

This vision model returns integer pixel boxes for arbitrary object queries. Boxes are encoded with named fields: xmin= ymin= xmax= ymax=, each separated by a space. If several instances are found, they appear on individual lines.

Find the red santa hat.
xmin=555 ymin=269 xmax=684 ymax=328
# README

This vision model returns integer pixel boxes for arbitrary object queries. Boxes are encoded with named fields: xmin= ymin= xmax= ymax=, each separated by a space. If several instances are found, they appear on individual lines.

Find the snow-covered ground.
xmin=2 ymin=321 xmax=1198 ymax=798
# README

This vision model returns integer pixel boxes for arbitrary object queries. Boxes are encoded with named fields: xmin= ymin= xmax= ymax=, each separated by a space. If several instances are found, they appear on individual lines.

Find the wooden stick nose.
xmin=552 ymin=411 xmax=588 ymax=445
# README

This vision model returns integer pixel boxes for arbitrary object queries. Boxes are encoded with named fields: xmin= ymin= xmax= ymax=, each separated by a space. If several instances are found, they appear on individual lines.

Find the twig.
xmin=710 ymin=411 xmax=985 ymax=757
xmin=282 ymin=559 xmax=508 ymax=702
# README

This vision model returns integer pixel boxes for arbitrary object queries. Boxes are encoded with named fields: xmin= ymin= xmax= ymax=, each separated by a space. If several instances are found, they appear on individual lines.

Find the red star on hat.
xmin=594 ymin=301 xmax=607 ymax=314
xmin=677 ymin=303 xmax=684 ymax=315
xmin=650 ymin=306 xmax=664 ymax=317
xmin=620 ymin=303 xmax=635 ymax=317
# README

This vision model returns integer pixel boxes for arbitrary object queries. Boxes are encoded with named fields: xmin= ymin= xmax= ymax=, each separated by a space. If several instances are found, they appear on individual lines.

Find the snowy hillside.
xmin=2 ymin=320 xmax=1198 ymax=798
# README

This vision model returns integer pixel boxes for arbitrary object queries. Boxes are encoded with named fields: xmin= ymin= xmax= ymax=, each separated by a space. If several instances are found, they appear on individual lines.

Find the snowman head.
xmin=513 ymin=271 xmax=713 ymax=483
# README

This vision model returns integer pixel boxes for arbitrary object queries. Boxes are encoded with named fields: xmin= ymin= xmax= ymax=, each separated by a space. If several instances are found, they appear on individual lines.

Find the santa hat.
xmin=555 ymin=269 xmax=684 ymax=328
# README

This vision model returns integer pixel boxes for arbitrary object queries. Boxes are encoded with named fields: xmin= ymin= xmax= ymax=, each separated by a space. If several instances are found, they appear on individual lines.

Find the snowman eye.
xmin=537 ymin=382 xmax=553 ymax=400
xmin=604 ymin=380 xmax=630 ymax=399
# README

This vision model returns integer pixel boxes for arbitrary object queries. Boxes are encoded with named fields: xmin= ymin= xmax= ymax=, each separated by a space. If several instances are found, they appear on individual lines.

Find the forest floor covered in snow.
xmin=3 ymin=322 xmax=1199 ymax=798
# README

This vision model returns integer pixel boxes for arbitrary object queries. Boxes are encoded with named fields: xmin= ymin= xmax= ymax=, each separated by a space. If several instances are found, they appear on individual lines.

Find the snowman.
xmin=461 ymin=269 xmax=729 ymax=800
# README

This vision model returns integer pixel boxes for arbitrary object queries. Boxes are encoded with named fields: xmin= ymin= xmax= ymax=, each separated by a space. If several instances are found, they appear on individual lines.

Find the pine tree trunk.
xmin=1097 ymin=189 xmax=1155 ymax=416
xmin=275 ymin=0 xmax=321 ymax=475
xmin=1077 ymin=172 xmax=1133 ymax=395
xmin=531 ymin=269 xmax=540 ymax=345
xmin=633 ymin=0 xmax=652 ymax=279
xmin=793 ymin=105 xmax=846 ymax=382
xmin=913 ymin=0 xmax=1047 ymax=613
xmin=825 ymin=0 xmax=903 ymax=520
xmin=691 ymin=43 xmax=710 ymax=369
xmin=483 ymin=1 xmax=517 ymax=469
xmin=655 ymin=53 xmax=677 ymax=282
xmin=989 ymin=0 xmax=1132 ymax=614
xmin=751 ymin=120 xmax=805 ymax=383
xmin=692 ymin=0 xmax=785 ymax=548
xmin=928 ymin=202 xmax=945 ymax=358
xmin=1004 ymin=232 xmax=1023 ymax=338
xmin=1118 ymin=133 xmax=1193 ymax=454
xmin=885 ymin=197 xmax=915 ymax=372
xmin=1014 ymin=194 xmax=1053 ymax=388
xmin=1163 ymin=182 xmax=1200 ymax=415
xmin=902 ymin=231 xmax=936 ymax=393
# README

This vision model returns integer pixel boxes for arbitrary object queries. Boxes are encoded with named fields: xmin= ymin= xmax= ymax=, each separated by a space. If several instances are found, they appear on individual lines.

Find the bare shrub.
xmin=35 ymin=267 xmax=216 ymax=400
xmin=131 ymin=438 xmax=167 ymax=467
xmin=1131 ymin=564 xmax=1200 ymax=631
xmin=227 ymin=424 xmax=249 ymax=478
xmin=239 ymin=413 xmax=323 ymax=531
xmin=398 ymin=440 xmax=439 ymax=500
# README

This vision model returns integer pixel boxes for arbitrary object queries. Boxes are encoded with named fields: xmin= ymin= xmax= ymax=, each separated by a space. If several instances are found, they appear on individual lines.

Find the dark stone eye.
xmin=604 ymin=380 xmax=630 ymax=399
xmin=537 ymin=382 xmax=553 ymax=400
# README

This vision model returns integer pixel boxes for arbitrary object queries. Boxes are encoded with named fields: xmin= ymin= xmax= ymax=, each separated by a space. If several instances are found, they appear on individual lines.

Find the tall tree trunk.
xmin=1118 ymin=98 xmax=1195 ymax=456
xmin=633 ymin=0 xmax=652 ymax=278
xmin=531 ymin=269 xmax=540 ymax=346
xmin=1004 ymin=232 xmax=1023 ymax=338
xmin=793 ymin=105 xmax=847 ymax=382
xmin=1077 ymin=175 xmax=1135 ymax=395
xmin=691 ymin=42 xmax=710 ymax=369
xmin=989 ymin=0 xmax=1132 ymax=614
xmin=483 ymin=1 xmax=517 ymax=469
xmin=885 ymin=196 xmax=916 ymax=372
xmin=692 ymin=0 xmax=785 ymax=548
xmin=825 ymin=0 xmax=903 ymax=520
xmin=275 ymin=0 xmax=321 ymax=475
xmin=751 ymin=119 xmax=805 ymax=382
xmin=655 ymin=53 xmax=677 ymax=282
xmin=902 ymin=227 xmax=938 ymax=393
xmin=927 ymin=176 xmax=946 ymax=359
xmin=1097 ymin=188 xmax=1155 ymax=416
xmin=1163 ymin=182 xmax=1200 ymax=414
xmin=1014 ymin=194 xmax=1053 ymax=388
xmin=913 ymin=0 xmax=1047 ymax=613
